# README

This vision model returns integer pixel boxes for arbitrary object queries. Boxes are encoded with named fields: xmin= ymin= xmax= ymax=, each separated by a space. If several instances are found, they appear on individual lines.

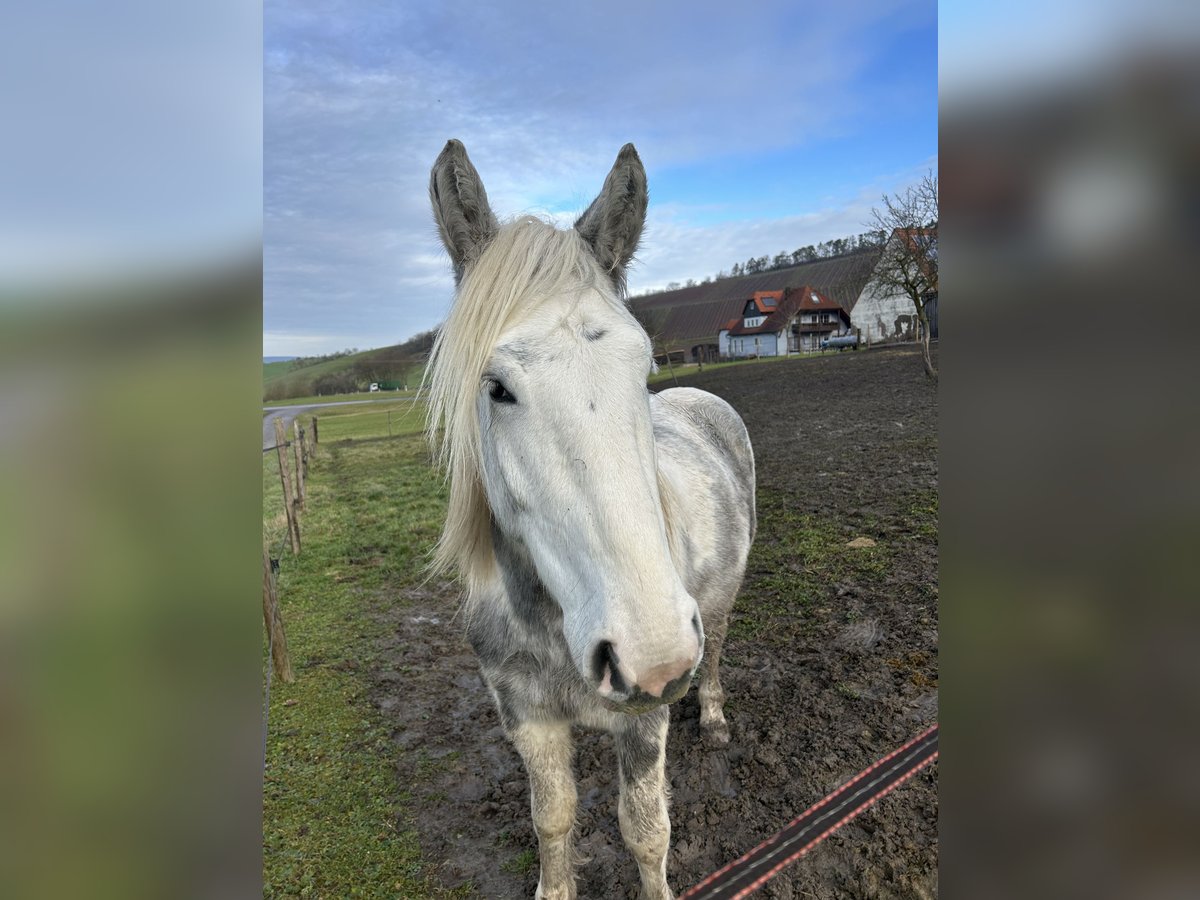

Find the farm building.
xmin=629 ymin=236 xmax=937 ymax=361
xmin=629 ymin=249 xmax=880 ymax=363
xmin=849 ymin=228 xmax=938 ymax=345
xmin=720 ymin=287 xmax=852 ymax=358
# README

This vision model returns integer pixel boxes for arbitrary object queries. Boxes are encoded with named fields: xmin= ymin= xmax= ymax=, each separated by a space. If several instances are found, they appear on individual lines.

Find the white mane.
xmin=423 ymin=216 xmax=621 ymax=591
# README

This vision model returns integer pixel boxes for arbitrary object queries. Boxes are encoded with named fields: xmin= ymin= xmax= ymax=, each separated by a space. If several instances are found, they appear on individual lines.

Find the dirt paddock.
xmin=376 ymin=345 xmax=938 ymax=898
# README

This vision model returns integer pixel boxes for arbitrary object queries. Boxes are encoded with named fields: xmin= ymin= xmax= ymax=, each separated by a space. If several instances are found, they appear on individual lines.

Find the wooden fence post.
xmin=292 ymin=420 xmax=307 ymax=509
xmin=310 ymin=416 xmax=319 ymax=445
xmin=273 ymin=418 xmax=301 ymax=554
xmin=262 ymin=544 xmax=294 ymax=683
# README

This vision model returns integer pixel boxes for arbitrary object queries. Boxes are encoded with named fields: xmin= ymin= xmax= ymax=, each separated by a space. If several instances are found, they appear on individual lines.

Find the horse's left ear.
xmin=575 ymin=144 xmax=648 ymax=290
xmin=430 ymin=139 xmax=499 ymax=284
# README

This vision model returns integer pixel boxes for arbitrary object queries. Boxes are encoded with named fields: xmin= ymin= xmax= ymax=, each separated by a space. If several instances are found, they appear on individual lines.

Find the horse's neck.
xmin=654 ymin=453 xmax=687 ymax=572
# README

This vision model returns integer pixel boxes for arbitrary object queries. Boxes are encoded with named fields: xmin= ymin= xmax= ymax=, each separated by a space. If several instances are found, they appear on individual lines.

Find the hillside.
xmin=263 ymin=332 xmax=436 ymax=402
xmin=263 ymin=350 xmax=371 ymax=390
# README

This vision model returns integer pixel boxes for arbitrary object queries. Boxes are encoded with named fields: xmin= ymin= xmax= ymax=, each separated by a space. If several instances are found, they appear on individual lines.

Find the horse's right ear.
xmin=575 ymin=143 xmax=648 ymax=292
xmin=430 ymin=139 xmax=498 ymax=283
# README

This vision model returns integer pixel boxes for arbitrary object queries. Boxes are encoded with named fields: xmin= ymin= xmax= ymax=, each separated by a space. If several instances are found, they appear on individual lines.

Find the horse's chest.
xmin=481 ymin=655 xmax=605 ymax=727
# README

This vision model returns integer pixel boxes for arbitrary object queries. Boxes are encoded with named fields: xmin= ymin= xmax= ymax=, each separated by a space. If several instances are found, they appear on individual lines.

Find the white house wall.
xmin=760 ymin=333 xmax=779 ymax=356
xmin=726 ymin=332 xmax=782 ymax=358
xmin=851 ymin=284 xmax=918 ymax=345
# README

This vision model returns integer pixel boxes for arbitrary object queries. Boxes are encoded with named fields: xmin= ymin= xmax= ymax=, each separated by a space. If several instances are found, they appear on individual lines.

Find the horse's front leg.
xmin=615 ymin=707 xmax=674 ymax=900
xmin=510 ymin=719 xmax=578 ymax=900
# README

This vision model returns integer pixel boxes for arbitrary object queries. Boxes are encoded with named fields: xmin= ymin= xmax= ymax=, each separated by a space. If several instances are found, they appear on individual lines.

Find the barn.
xmin=849 ymin=228 xmax=938 ymax=345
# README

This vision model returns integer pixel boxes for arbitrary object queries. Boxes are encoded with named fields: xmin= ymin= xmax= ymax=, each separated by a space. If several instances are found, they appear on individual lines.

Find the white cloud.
xmin=629 ymin=160 xmax=935 ymax=293
xmin=264 ymin=0 xmax=936 ymax=353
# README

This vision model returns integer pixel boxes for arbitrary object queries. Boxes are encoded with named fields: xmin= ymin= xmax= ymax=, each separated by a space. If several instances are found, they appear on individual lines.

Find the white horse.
xmin=425 ymin=140 xmax=756 ymax=899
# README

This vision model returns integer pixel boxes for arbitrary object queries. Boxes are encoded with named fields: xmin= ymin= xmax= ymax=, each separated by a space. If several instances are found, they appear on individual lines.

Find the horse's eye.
xmin=488 ymin=380 xmax=516 ymax=404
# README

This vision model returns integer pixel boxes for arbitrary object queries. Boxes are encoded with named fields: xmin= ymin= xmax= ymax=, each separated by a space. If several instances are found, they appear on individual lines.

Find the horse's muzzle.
xmin=598 ymin=675 xmax=692 ymax=714
xmin=591 ymin=614 xmax=701 ymax=710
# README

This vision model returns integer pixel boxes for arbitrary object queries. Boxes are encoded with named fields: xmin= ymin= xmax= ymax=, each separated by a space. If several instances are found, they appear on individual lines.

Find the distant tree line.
xmin=287 ymin=348 xmax=359 ymax=371
xmin=347 ymin=329 xmax=437 ymax=388
xmin=641 ymin=229 xmax=885 ymax=296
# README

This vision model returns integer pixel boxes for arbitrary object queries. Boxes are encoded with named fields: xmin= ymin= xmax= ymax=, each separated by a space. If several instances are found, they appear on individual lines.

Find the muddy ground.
xmin=375 ymin=345 xmax=938 ymax=898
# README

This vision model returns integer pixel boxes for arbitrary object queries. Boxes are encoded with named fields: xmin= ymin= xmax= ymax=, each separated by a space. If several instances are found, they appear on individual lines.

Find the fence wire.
xmin=262 ymin=437 xmax=301 ymax=771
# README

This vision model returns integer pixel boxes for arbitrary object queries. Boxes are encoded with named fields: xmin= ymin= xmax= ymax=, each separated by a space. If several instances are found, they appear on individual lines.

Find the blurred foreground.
xmin=0 ymin=3 xmax=262 ymax=892
xmin=0 ymin=264 xmax=263 ymax=899
xmin=942 ymin=6 xmax=1200 ymax=897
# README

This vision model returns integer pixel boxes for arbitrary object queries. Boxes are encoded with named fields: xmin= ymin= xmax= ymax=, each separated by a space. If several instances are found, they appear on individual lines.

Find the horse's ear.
xmin=575 ymin=144 xmax=648 ymax=291
xmin=430 ymin=139 xmax=499 ymax=283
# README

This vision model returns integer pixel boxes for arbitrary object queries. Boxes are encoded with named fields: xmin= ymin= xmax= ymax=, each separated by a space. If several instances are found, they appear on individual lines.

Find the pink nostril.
xmin=637 ymin=657 xmax=696 ymax=698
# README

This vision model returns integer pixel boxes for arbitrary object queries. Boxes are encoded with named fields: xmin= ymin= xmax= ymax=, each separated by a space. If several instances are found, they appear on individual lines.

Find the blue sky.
xmin=264 ymin=1 xmax=937 ymax=357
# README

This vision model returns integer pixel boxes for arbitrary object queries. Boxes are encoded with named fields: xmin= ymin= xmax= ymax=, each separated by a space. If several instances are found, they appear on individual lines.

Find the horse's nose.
xmin=592 ymin=640 xmax=697 ymax=702
xmin=593 ymin=640 xmax=631 ymax=696
xmin=636 ymin=656 xmax=696 ymax=699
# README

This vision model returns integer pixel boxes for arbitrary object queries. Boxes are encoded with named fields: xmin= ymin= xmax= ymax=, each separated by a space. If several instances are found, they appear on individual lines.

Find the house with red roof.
xmin=718 ymin=287 xmax=852 ymax=359
xmin=627 ymin=248 xmax=879 ymax=365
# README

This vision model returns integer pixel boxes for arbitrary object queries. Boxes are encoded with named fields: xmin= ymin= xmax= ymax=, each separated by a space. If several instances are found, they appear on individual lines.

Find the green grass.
xmin=307 ymin=400 xmax=428 ymax=443
xmin=263 ymin=452 xmax=288 ymax=556
xmin=906 ymin=489 xmax=939 ymax=541
xmin=264 ymin=399 xmax=428 ymax=449
xmin=263 ymin=434 xmax=468 ymax=899
xmin=728 ymin=492 xmax=893 ymax=642
xmin=263 ymin=358 xmax=297 ymax=384
xmin=500 ymin=848 xmax=538 ymax=876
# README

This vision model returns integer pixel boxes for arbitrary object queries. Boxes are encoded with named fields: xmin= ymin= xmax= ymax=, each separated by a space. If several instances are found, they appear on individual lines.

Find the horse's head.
xmin=428 ymin=140 xmax=701 ymax=711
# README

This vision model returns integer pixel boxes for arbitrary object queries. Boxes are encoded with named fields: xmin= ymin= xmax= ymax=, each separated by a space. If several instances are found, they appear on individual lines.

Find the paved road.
xmin=262 ymin=397 xmax=406 ymax=449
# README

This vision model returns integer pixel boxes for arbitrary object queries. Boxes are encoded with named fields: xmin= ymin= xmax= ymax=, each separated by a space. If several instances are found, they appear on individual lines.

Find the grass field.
xmin=263 ymin=433 xmax=468 ymax=898
xmin=274 ymin=398 xmax=427 ymax=444
xmin=263 ymin=397 xmax=440 ymax=897
xmin=261 ymin=401 xmax=914 ymax=898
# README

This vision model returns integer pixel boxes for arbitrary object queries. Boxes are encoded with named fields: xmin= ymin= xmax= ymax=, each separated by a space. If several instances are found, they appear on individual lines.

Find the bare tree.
xmin=630 ymin=304 xmax=669 ymax=354
xmin=865 ymin=172 xmax=939 ymax=379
